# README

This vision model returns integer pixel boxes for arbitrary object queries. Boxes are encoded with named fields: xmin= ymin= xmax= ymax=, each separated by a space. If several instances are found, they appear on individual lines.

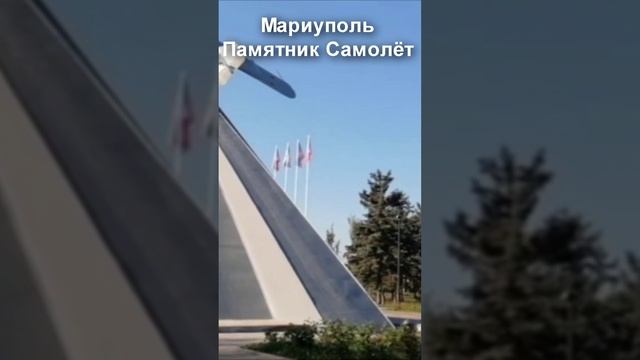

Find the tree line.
xmin=328 ymin=170 xmax=422 ymax=305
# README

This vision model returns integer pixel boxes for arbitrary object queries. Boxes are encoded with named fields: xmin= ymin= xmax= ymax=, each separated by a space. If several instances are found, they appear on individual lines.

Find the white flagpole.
xmin=304 ymin=135 xmax=311 ymax=217
xmin=284 ymin=166 xmax=289 ymax=192
xmin=293 ymin=139 xmax=300 ymax=204
xmin=283 ymin=142 xmax=290 ymax=194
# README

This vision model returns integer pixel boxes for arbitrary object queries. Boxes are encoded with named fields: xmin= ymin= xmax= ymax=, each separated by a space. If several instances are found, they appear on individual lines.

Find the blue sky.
xmin=220 ymin=1 xmax=422 ymax=251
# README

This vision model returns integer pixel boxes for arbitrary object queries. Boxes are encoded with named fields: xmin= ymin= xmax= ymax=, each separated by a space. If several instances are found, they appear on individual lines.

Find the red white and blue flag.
xmin=283 ymin=143 xmax=292 ymax=168
xmin=297 ymin=140 xmax=305 ymax=167
xmin=272 ymin=146 xmax=281 ymax=172
xmin=305 ymin=137 xmax=313 ymax=164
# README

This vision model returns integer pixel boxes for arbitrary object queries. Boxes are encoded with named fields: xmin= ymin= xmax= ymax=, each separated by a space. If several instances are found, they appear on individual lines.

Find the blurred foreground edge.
xmin=0 ymin=0 xmax=218 ymax=359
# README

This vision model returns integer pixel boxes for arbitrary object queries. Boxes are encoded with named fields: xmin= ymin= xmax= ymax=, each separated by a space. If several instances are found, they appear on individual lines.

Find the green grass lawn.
xmin=381 ymin=299 xmax=422 ymax=313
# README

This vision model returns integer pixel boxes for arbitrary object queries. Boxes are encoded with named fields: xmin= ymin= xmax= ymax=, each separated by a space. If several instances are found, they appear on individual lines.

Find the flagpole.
xmin=293 ymin=140 xmax=300 ymax=204
xmin=284 ymin=165 xmax=289 ymax=193
xmin=283 ymin=142 xmax=290 ymax=194
xmin=304 ymin=135 xmax=311 ymax=217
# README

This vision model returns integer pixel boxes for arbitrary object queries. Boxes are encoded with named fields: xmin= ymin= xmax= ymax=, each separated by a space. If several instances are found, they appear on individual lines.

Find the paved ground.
xmin=219 ymin=333 xmax=289 ymax=360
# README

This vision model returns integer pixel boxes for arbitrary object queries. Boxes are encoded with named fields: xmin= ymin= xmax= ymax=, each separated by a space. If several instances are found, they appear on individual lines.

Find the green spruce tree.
xmin=346 ymin=170 xmax=416 ymax=304
xmin=403 ymin=203 xmax=422 ymax=301
xmin=426 ymin=147 xmax=614 ymax=360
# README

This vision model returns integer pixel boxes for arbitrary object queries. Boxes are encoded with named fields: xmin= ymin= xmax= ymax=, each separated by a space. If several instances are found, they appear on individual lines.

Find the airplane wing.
xmin=218 ymin=41 xmax=296 ymax=98
xmin=238 ymin=58 xmax=296 ymax=98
